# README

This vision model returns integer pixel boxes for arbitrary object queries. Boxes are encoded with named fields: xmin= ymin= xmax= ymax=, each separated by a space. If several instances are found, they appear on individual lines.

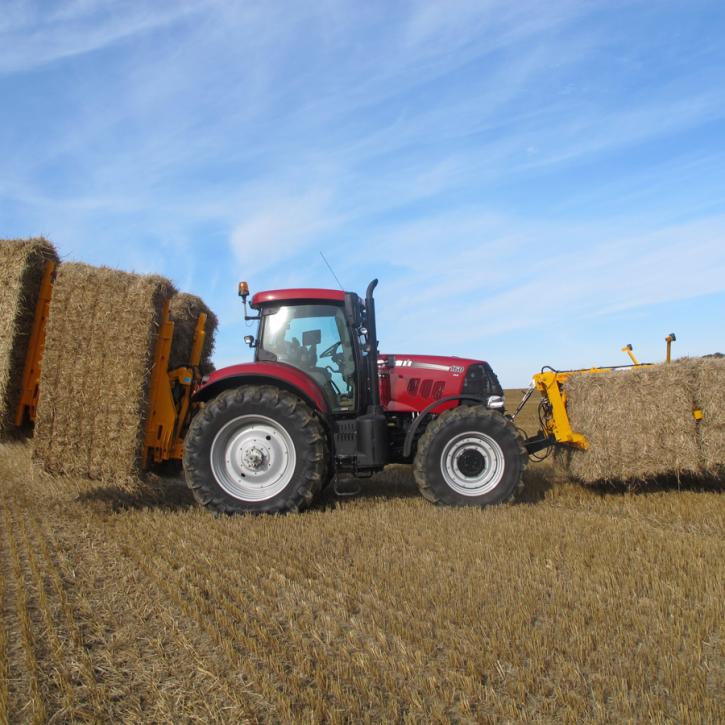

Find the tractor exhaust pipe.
xmin=365 ymin=278 xmax=381 ymax=412
xmin=355 ymin=278 xmax=388 ymax=468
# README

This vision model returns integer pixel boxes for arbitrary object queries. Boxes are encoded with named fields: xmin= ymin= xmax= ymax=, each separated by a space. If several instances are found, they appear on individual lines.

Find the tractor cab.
xmin=239 ymin=283 xmax=382 ymax=421
xmin=252 ymin=294 xmax=359 ymax=413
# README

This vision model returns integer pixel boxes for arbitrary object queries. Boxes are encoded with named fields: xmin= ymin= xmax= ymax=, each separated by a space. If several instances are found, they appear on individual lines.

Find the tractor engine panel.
xmin=378 ymin=355 xmax=503 ymax=414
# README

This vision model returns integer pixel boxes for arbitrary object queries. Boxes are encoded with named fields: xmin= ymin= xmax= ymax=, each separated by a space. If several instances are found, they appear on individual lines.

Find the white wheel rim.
xmin=210 ymin=414 xmax=296 ymax=502
xmin=440 ymin=431 xmax=505 ymax=496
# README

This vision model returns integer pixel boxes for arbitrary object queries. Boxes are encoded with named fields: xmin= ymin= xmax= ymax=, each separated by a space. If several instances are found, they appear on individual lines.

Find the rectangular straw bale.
xmin=33 ymin=263 xmax=175 ymax=480
xmin=696 ymin=357 xmax=725 ymax=475
xmin=169 ymin=293 xmax=218 ymax=374
xmin=556 ymin=359 xmax=703 ymax=484
xmin=0 ymin=238 xmax=59 ymax=436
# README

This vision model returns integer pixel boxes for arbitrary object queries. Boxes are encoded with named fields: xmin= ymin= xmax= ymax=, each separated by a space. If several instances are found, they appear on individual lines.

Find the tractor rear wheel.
xmin=413 ymin=406 xmax=526 ymax=506
xmin=183 ymin=385 xmax=327 ymax=514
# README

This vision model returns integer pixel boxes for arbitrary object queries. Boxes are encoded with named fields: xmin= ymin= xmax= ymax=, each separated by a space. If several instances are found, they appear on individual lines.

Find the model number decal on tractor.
xmin=395 ymin=359 xmax=462 ymax=373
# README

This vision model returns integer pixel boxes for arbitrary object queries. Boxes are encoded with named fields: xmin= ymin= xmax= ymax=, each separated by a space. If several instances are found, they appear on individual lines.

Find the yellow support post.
xmin=170 ymin=312 xmax=207 ymax=460
xmin=533 ymin=371 xmax=590 ymax=449
xmin=143 ymin=302 xmax=176 ymax=467
xmin=665 ymin=333 xmax=676 ymax=363
xmin=621 ymin=344 xmax=640 ymax=365
xmin=143 ymin=308 xmax=208 ymax=466
xmin=15 ymin=260 xmax=56 ymax=426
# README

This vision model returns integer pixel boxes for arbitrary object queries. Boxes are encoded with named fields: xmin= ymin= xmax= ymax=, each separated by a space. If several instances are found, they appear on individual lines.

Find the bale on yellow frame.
xmin=33 ymin=263 xmax=177 ymax=480
xmin=0 ymin=238 xmax=59 ymax=437
xmin=557 ymin=358 xmax=725 ymax=484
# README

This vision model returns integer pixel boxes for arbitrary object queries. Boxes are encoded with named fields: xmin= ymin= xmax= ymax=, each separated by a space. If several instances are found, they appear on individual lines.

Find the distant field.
xmin=0 ymin=394 xmax=723 ymax=722
xmin=504 ymin=387 xmax=539 ymax=435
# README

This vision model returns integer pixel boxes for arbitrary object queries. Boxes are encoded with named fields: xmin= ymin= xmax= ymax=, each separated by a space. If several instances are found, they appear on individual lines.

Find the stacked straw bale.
xmin=557 ymin=358 xmax=725 ymax=483
xmin=696 ymin=357 xmax=725 ymax=476
xmin=0 ymin=238 xmax=59 ymax=436
xmin=33 ymin=263 xmax=175 ymax=480
xmin=169 ymin=293 xmax=218 ymax=374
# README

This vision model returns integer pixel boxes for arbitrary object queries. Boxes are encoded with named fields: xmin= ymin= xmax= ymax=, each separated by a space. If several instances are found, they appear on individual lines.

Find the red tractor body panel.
xmin=251 ymin=288 xmax=346 ymax=307
xmin=195 ymin=361 xmax=330 ymax=413
xmin=198 ymin=354 xmax=491 ymax=416
xmin=379 ymin=354 xmax=483 ymax=414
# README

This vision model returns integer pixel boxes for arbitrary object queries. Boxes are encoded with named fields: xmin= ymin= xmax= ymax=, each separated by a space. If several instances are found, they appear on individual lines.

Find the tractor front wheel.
xmin=413 ymin=406 xmax=526 ymax=506
xmin=183 ymin=385 xmax=327 ymax=514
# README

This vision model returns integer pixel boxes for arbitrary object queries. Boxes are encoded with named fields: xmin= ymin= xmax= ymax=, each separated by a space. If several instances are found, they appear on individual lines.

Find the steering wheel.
xmin=319 ymin=340 xmax=342 ymax=358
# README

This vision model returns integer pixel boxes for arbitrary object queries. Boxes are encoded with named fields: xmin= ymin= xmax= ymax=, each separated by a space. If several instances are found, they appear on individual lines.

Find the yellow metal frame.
xmin=532 ymin=369 xmax=619 ymax=450
xmin=15 ymin=260 xmax=56 ymax=426
xmin=533 ymin=365 xmax=654 ymax=450
xmin=621 ymin=344 xmax=640 ymax=365
xmin=143 ymin=305 xmax=207 ymax=466
xmin=534 ymin=351 xmax=700 ymax=450
xmin=665 ymin=334 xmax=676 ymax=363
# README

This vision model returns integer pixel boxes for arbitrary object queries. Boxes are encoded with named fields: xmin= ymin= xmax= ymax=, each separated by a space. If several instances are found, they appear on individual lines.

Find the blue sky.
xmin=2 ymin=0 xmax=724 ymax=386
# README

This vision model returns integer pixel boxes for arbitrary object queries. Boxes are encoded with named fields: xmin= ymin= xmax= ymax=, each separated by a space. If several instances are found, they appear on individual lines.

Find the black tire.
xmin=183 ymin=385 xmax=327 ymax=514
xmin=413 ymin=405 xmax=527 ymax=506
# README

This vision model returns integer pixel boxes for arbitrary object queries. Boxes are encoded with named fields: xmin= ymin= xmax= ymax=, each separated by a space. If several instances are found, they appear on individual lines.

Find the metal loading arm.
xmin=531 ymin=364 xmax=648 ymax=450
xmin=15 ymin=260 xmax=56 ymax=427
xmin=143 ymin=305 xmax=208 ymax=467
xmin=533 ymin=371 xmax=590 ymax=450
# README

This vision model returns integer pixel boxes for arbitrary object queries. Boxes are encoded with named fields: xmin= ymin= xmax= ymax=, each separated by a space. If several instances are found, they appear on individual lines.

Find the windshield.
xmin=258 ymin=303 xmax=356 ymax=412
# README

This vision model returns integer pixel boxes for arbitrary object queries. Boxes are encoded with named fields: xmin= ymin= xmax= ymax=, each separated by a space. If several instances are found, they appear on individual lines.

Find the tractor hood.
xmin=378 ymin=354 xmax=503 ymax=414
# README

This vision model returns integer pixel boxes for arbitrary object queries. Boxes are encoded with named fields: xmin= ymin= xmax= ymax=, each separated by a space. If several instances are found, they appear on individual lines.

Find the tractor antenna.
xmin=320 ymin=251 xmax=343 ymax=290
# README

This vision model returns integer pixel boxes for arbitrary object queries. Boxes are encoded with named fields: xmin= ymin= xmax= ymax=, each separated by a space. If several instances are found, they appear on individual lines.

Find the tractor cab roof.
xmin=251 ymin=288 xmax=346 ymax=307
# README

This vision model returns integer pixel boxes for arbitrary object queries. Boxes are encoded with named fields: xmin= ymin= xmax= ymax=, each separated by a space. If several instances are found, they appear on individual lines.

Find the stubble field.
xmin=0 ymin=392 xmax=723 ymax=723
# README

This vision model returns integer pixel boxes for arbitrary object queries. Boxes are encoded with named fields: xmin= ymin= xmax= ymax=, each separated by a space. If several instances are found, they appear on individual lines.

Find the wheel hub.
xmin=210 ymin=415 xmax=296 ymax=502
xmin=440 ymin=431 xmax=505 ymax=496
xmin=456 ymin=448 xmax=486 ymax=477
xmin=242 ymin=445 xmax=267 ymax=471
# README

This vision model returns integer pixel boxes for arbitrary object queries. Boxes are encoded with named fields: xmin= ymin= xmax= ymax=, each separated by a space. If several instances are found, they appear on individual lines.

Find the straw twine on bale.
xmin=33 ymin=263 xmax=175 ymax=481
xmin=555 ymin=358 xmax=712 ymax=484
xmin=0 ymin=238 xmax=59 ymax=437
xmin=168 ymin=293 xmax=218 ymax=374
xmin=695 ymin=357 xmax=725 ymax=475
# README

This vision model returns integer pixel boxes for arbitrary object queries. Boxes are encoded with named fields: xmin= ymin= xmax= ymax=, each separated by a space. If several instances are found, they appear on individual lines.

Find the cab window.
xmin=259 ymin=304 xmax=356 ymax=412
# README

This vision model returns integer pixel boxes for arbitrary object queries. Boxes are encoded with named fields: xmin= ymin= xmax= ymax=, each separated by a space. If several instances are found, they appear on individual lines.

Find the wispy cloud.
xmin=0 ymin=0 xmax=208 ymax=74
xmin=230 ymin=190 xmax=337 ymax=276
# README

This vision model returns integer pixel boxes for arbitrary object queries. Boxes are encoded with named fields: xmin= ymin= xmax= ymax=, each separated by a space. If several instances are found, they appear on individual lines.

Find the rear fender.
xmin=192 ymin=362 xmax=330 ymax=417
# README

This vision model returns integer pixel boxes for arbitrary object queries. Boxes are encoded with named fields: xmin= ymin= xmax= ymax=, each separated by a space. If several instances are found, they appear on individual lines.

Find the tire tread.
xmin=413 ymin=405 xmax=527 ymax=506
xmin=183 ymin=385 xmax=327 ymax=514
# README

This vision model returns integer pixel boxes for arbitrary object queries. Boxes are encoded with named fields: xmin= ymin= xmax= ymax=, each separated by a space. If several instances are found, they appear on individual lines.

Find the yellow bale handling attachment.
xmin=143 ymin=303 xmax=207 ymax=466
xmin=518 ymin=334 xmax=677 ymax=456
xmin=14 ymin=260 xmax=56 ymax=427
xmin=518 ymin=365 xmax=651 ymax=455
xmin=13 ymin=268 xmax=207 ymax=469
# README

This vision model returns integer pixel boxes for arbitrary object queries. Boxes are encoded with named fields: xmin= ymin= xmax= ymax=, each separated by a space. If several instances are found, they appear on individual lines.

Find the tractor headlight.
xmin=487 ymin=395 xmax=505 ymax=410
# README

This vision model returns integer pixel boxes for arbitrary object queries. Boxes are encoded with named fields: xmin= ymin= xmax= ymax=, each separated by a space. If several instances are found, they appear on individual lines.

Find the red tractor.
xmin=183 ymin=280 xmax=528 ymax=513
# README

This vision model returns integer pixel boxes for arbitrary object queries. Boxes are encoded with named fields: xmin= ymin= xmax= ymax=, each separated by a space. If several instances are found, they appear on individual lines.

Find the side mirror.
xmin=244 ymin=335 xmax=255 ymax=348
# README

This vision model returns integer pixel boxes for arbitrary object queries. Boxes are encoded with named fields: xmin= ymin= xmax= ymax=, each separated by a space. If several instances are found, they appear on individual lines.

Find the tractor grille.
xmin=462 ymin=363 xmax=504 ymax=398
